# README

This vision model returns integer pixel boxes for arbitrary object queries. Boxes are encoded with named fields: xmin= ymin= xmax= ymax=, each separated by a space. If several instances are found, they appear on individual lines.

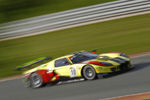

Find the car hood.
xmin=81 ymin=55 xmax=129 ymax=66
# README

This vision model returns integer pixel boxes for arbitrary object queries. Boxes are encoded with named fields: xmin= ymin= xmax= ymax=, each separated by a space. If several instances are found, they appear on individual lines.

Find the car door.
xmin=54 ymin=58 xmax=77 ymax=78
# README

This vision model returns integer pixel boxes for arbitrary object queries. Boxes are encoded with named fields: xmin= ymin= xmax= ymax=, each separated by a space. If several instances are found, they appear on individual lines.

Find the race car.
xmin=15 ymin=51 xmax=133 ymax=88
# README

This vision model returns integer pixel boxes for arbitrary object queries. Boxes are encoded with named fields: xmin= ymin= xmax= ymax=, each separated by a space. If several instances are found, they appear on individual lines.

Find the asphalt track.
xmin=0 ymin=55 xmax=150 ymax=100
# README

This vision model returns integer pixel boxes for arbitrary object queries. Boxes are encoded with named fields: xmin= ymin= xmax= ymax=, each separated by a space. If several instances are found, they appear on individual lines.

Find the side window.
xmin=55 ymin=58 xmax=70 ymax=67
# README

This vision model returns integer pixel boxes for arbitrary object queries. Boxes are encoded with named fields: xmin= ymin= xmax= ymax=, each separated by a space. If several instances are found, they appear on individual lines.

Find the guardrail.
xmin=0 ymin=0 xmax=150 ymax=40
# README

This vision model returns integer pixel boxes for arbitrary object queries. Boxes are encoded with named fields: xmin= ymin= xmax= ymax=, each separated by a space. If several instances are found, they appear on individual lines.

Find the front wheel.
xmin=82 ymin=65 xmax=96 ymax=80
xmin=28 ymin=72 xmax=44 ymax=88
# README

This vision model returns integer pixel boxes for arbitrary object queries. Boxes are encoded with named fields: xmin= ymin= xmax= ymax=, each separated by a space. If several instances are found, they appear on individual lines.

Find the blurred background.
xmin=0 ymin=0 xmax=113 ymax=23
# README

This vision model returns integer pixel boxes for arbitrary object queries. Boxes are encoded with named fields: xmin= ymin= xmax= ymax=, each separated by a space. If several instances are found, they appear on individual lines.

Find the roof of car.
xmin=53 ymin=51 xmax=87 ymax=61
xmin=54 ymin=54 xmax=74 ymax=60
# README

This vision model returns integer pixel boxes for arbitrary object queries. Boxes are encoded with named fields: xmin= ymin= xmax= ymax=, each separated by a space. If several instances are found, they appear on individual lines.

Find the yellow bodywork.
xmin=23 ymin=52 xmax=131 ymax=79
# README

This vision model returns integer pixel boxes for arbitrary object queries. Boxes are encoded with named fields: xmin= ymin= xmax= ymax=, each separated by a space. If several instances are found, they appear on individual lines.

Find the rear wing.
xmin=14 ymin=57 xmax=52 ymax=71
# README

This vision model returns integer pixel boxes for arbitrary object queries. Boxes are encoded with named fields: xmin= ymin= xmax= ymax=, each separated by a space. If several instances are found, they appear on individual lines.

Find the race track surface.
xmin=0 ymin=55 xmax=150 ymax=100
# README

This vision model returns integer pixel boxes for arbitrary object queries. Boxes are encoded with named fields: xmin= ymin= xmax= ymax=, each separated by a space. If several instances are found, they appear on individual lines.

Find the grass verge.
xmin=0 ymin=13 xmax=150 ymax=78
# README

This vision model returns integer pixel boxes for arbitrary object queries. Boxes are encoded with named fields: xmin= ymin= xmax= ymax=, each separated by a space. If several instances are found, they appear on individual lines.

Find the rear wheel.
xmin=82 ymin=65 xmax=96 ymax=80
xmin=29 ymin=72 xmax=44 ymax=88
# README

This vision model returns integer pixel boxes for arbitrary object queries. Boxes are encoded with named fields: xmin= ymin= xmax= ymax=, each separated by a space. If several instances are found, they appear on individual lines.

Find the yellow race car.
xmin=15 ymin=51 xmax=133 ymax=88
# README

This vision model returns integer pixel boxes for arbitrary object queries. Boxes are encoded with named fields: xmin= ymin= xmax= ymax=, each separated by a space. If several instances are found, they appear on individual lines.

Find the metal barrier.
xmin=0 ymin=0 xmax=150 ymax=40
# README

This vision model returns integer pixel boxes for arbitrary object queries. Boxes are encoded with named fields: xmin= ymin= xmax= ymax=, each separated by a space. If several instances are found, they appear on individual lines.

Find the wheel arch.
xmin=27 ymin=70 xmax=55 ymax=83
xmin=81 ymin=64 xmax=95 ymax=78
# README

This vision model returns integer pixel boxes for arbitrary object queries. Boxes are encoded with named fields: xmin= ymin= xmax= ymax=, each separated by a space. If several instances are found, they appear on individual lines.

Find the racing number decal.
xmin=70 ymin=66 xmax=76 ymax=78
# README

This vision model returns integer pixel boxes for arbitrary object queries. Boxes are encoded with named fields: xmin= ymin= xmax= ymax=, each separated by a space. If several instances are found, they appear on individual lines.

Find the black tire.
xmin=82 ymin=65 xmax=96 ymax=80
xmin=28 ymin=72 xmax=44 ymax=88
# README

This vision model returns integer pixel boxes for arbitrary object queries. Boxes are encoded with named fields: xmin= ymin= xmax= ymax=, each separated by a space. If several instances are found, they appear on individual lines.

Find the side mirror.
xmin=91 ymin=50 xmax=97 ymax=54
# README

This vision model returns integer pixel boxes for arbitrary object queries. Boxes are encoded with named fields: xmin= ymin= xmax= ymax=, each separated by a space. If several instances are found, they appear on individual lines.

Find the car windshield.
xmin=70 ymin=52 xmax=98 ymax=63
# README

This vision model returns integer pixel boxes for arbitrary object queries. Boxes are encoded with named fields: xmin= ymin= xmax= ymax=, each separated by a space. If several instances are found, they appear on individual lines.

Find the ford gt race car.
xmin=15 ymin=51 xmax=133 ymax=88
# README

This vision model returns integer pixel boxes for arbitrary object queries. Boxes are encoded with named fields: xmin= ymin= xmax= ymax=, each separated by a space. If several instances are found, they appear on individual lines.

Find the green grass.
xmin=0 ymin=14 xmax=150 ymax=78
xmin=0 ymin=0 xmax=116 ymax=24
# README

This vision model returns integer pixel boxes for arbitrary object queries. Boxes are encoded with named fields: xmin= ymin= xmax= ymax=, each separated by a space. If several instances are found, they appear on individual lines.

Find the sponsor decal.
xmin=70 ymin=66 xmax=76 ymax=78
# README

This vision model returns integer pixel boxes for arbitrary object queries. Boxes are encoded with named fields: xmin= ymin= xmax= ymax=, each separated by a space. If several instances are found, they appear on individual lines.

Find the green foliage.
xmin=0 ymin=14 xmax=150 ymax=78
